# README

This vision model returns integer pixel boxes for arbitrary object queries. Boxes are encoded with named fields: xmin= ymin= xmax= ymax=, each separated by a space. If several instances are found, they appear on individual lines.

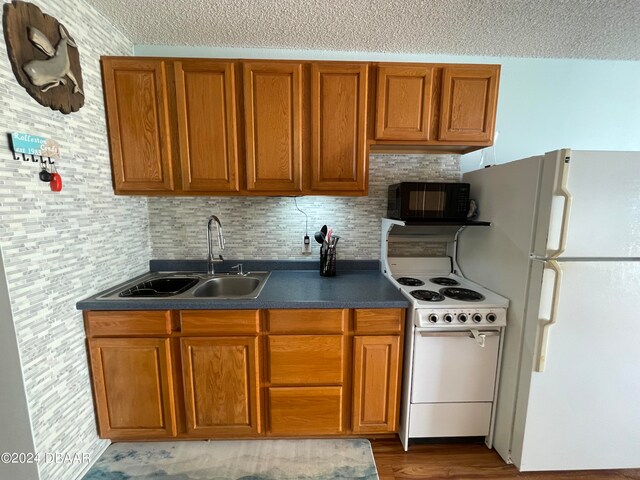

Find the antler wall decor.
xmin=3 ymin=1 xmax=85 ymax=114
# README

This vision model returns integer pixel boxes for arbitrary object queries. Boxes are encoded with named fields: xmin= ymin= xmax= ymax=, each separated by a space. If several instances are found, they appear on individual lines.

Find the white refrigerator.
xmin=457 ymin=149 xmax=640 ymax=471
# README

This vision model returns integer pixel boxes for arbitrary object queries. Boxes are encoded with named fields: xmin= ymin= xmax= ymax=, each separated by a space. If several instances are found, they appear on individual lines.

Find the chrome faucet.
xmin=207 ymin=215 xmax=225 ymax=274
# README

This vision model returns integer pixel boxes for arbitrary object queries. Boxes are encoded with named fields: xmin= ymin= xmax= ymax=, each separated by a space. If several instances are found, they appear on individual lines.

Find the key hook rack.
xmin=8 ymin=133 xmax=63 ymax=191
xmin=14 ymin=151 xmax=55 ymax=165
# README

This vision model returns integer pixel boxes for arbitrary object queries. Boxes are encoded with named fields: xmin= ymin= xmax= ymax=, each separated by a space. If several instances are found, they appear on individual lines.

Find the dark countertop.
xmin=76 ymin=261 xmax=409 ymax=311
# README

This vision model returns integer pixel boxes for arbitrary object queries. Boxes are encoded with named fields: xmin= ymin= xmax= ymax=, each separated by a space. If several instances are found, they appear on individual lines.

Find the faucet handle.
xmin=231 ymin=263 xmax=244 ymax=275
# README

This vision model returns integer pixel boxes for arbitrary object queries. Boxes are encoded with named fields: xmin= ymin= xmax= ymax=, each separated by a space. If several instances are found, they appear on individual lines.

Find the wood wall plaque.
xmin=3 ymin=0 xmax=84 ymax=114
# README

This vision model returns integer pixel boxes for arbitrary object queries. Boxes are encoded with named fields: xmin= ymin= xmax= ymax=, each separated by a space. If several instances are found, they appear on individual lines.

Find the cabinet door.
xmin=311 ymin=63 xmax=368 ymax=192
xmin=181 ymin=337 xmax=260 ymax=436
xmin=102 ymin=58 xmax=174 ymax=192
xmin=352 ymin=335 xmax=401 ymax=433
xmin=88 ymin=338 xmax=176 ymax=439
xmin=375 ymin=65 xmax=433 ymax=141
xmin=439 ymin=65 xmax=500 ymax=142
xmin=243 ymin=62 xmax=303 ymax=192
xmin=174 ymin=60 xmax=239 ymax=192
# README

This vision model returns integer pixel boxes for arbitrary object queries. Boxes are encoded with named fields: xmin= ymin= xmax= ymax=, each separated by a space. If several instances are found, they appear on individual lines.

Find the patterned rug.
xmin=83 ymin=439 xmax=379 ymax=479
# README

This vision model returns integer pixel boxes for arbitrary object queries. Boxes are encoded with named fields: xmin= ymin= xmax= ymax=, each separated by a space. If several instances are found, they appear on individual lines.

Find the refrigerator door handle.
xmin=536 ymin=259 xmax=563 ymax=372
xmin=548 ymin=152 xmax=573 ymax=259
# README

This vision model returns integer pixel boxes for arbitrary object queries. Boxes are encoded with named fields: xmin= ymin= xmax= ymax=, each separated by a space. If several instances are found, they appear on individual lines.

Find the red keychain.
xmin=50 ymin=164 xmax=62 ymax=192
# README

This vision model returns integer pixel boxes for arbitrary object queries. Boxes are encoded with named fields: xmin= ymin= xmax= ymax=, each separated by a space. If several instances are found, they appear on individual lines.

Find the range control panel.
xmin=415 ymin=309 xmax=507 ymax=328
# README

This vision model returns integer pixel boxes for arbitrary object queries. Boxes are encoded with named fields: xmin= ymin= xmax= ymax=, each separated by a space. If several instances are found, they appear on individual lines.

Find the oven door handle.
xmin=418 ymin=330 xmax=500 ymax=348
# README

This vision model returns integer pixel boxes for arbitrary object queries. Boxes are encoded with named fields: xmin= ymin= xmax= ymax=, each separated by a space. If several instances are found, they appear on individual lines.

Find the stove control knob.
xmin=444 ymin=314 xmax=453 ymax=323
xmin=487 ymin=313 xmax=497 ymax=323
xmin=428 ymin=314 xmax=438 ymax=323
xmin=472 ymin=313 xmax=483 ymax=323
xmin=458 ymin=314 xmax=467 ymax=323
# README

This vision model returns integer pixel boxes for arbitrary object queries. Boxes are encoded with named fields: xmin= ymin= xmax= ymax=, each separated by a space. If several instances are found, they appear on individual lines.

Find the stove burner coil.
xmin=429 ymin=277 xmax=460 ymax=286
xmin=439 ymin=287 xmax=485 ymax=302
xmin=410 ymin=289 xmax=445 ymax=302
xmin=397 ymin=277 xmax=425 ymax=286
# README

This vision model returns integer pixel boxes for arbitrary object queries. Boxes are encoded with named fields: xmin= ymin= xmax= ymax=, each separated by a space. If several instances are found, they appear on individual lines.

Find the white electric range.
xmin=384 ymin=253 xmax=509 ymax=450
xmin=387 ymin=257 xmax=508 ymax=328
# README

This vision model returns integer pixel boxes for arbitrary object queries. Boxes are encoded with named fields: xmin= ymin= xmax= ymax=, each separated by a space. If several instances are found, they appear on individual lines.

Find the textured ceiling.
xmin=86 ymin=0 xmax=640 ymax=60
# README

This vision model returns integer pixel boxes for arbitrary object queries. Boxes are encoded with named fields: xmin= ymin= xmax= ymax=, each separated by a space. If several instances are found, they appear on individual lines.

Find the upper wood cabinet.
xmin=373 ymin=63 xmax=500 ymax=147
xmin=243 ymin=62 xmax=303 ymax=192
xmin=439 ymin=65 xmax=500 ymax=142
xmin=174 ymin=60 xmax=239 ymax=192
xmin=311 ymin=63 xmax=368 ymax=192
xmin=375 ymin=64 xmax=433 ymax=141
xmin=102 ymin=58 xmax=174 ymax=192
xmin=101 ymin=57 xmax=500 ymax=195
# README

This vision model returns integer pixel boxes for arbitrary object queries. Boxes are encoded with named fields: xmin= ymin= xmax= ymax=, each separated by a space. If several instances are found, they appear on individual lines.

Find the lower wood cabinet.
xmin=85 ymin=308 xmax=403 ymax=439
xmin=352 ymin=335 xmax=401 ymax=433
xmin=181 ymin=336 xmax=260 ymax=436
xmin=88 ymin=337 xmax=176 ymax=439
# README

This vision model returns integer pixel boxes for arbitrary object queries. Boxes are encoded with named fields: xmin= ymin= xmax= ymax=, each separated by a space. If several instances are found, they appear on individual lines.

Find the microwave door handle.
xmin=548 ymin=152 xmax=573 ymax=259
xmin=536 ymin=259 xmax=563 ymax=372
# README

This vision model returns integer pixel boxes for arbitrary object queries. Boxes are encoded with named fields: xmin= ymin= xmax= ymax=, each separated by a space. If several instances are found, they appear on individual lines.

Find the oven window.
xmin=409 ymin=190 xmax=445 ymax=214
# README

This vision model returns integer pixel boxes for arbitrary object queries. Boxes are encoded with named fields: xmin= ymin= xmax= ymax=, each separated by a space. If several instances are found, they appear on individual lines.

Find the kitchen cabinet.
xmin=311 ymin=63 xmax=368 ymax=192
xmin=375 ymin=64 xmax=433 ymax=141
xmin=242 ymin=62 xmax=304 ymax=192
xmin=174 ymin=60 xmax=239 ymax=192
xmin=179 ymin=310 xmax=261 ymax=437
xmin=352 ymin=309 xmax=403 ymax=433
xmin=101 ymin=57 xmax=500 ymax=196
xmin=84 ymin=307 xmax=404 ymax=439
xmin=85 ymin=311 xmax=176 ymax=439
xmin=181 ymin=336 xmax=260 ymax=436
xmin=373 ymin=63 xmax=500 ymax=148
xmin=88 ymin=337 xmax=176 ymax=439
xmin=439 ymin=65 xmax=500 ymax=142
xmin=265 ymin=309 xmax=347 ymax=435
xmin=102 ymin=58 xmax=174 ymax=192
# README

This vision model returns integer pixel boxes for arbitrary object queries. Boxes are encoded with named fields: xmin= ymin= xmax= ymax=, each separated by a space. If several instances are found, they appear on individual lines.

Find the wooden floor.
xmin=371 ymin=438 xmax=640 ymax=480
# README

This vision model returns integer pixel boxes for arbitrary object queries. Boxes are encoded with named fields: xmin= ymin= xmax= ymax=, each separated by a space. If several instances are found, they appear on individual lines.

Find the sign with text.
xmin=10 ymin=132 xmax=61 ymax=159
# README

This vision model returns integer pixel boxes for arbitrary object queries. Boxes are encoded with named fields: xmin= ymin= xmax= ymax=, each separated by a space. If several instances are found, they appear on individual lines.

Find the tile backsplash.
xmin=0 ymin=1 xmax=148 ymax=479
xmin=149 ymin=153 xmax=461 ymax=260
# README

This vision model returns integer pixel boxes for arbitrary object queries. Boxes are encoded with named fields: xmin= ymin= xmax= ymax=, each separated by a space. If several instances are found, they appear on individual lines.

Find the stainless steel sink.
xmin=192 ymin=273 xmax=270 ymax=298
xmin=96 ymin=271 xmax=270 ymax=300
xmin=118 ymin=277 xmax=199 ymax=297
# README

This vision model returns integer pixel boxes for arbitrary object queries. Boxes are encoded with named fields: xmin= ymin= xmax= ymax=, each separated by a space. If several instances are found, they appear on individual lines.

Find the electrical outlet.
xmin=302 ymin=235 xmax=311 ymax=255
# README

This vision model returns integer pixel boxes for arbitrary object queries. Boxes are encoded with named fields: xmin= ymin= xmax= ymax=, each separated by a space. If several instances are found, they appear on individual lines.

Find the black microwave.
xmin=387 ymin=182 xmax=470 ymax=221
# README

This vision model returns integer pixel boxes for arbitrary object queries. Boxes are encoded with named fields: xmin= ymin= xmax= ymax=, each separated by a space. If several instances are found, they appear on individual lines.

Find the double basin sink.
xmin=98 ymin=271 xmax=271 ymax=300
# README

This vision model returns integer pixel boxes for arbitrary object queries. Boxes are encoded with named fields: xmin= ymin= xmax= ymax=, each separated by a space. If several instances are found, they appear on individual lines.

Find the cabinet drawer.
xmin=85 ymin=311 xmax=171 ymax=337
xmin=180 ymin=310 xmax=259 ymax=335
xmin=268 ymin=335 xmax=343 ymax=385
xmin=354 ymin=309 xmax=403 ymax=334
xmin=267 ymin=309 xmax=346 ymax=334
xmin=269 ymin=386 xmax=343 ymax=435
xmin=409 ymin=402 xmax=492 ymax=437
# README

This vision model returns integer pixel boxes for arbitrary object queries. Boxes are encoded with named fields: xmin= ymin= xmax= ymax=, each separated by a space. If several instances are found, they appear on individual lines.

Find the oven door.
xmin=411 ymin=329 xmax=500 ymax=403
